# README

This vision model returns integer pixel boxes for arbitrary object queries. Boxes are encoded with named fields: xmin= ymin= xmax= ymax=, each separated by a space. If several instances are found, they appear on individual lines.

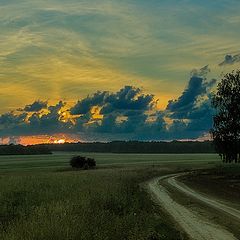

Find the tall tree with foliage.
xmin=211 ymin=70 xmax=240 ymax=163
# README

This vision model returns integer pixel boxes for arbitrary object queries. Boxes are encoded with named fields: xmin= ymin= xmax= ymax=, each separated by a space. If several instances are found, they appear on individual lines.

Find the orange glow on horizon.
xmin=14 ymin=134 xmax=80 ymax=145
xmin=54 ymin=139 xmax=66 ymax=144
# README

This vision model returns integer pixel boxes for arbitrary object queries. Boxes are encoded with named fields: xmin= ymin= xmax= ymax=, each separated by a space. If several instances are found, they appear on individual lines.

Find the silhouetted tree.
xmin=70 ymin=156 xmax=86 ymax=168
xmin=86 ymin=158 xmax=96 ymax=168
xmin=70 ymin=155 xmax=96 ymax=169
xmin=211 ymin=70 xmax=240 ymax=163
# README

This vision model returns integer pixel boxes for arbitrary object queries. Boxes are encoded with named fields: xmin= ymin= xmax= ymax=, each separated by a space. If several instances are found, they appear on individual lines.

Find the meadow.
xmin=0 ymin=153 xmax=220 ymax=240
xmin=0 ymin=152 xmax=219 ymax=172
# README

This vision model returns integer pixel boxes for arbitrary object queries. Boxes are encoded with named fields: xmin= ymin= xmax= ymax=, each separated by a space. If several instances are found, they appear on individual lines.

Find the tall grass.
xmin=0 ymin=167 xmax=183 ymax=240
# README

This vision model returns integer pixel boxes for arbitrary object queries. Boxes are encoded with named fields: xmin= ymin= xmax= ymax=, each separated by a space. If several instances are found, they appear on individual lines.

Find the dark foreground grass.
xmin=0 ymin=167 xmax=184 ymax=240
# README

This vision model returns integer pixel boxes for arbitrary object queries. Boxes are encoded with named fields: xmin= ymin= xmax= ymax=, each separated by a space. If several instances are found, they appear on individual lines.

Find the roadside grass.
xmin=210 ymin=164 xmax=240 ymax=176
xmin=180 ymin=163 xmax=240 ymax=206
xmin=0 ymin=166 xmax=184 ymax=240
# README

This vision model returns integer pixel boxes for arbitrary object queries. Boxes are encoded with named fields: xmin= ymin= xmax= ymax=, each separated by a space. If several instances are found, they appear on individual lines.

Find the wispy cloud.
xmin=1 ymin=0 xmax=240 ymax=118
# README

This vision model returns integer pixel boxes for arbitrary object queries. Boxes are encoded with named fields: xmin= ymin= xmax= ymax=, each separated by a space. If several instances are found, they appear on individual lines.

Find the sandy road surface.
xmin=148 ymin=174 xmax=238 ymax=240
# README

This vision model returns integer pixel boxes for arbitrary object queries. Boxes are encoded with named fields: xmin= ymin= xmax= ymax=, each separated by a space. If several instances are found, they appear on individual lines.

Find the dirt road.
xmin=148 ymin=174 xmax=239 ymax=240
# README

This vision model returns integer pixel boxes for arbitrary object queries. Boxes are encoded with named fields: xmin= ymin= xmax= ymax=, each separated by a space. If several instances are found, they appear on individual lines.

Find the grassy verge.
xmin=180 ymin=164 xmax=240 ymax=205
xmin=0 ymin=166 xmax=184 ymax=240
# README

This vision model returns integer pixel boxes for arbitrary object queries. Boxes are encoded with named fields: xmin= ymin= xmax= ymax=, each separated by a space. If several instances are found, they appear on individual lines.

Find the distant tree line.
xmin=41 ymin=141 xmax=216 ymax=154
xmin=0 ymin=144 xmax=52 ymax=155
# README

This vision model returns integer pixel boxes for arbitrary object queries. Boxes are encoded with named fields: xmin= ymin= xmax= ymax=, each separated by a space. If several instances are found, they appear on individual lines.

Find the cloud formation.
xmin=71 ymin=92 xmax=108 ymax=115
xmin=167 ymin=66 xmax=216 ymax=119
xmin=164 ymin=65 xmax=216 ymax=139
xmin=23 ymin=100 xmax=48 ymax=112
xmin=219 ymin=54 xmax=240 ymax=66
xmin=70 ymin=86 xmax=155 ymax=115
xmin=0 ymin=70 xmax=216 ymax=141
xmin=0 ymin=101 xmax=69 ymax=136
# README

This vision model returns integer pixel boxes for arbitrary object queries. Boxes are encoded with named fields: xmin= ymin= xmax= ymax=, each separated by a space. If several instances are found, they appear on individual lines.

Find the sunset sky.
xmin=1 ymin=0 xmax=240 ymax=144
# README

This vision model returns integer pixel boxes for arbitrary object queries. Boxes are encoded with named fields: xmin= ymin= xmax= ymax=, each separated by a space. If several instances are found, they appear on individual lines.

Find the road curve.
xmin=167 ymin=174 xmax=240 ymax=221
xmin=148 ymin=174 xmax=238 ymax=240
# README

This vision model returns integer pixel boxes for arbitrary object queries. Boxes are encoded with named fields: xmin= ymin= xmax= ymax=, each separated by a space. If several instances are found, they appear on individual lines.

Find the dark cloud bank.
xmin=0 ymin=66 xmax=219 ymax=141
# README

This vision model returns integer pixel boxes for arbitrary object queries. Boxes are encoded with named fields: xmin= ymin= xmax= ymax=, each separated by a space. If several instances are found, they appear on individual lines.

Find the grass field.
xmin=0 ymin=152 xmax=220 ymax=172
xmin=0 ymin=153 xmax=220 ymax=240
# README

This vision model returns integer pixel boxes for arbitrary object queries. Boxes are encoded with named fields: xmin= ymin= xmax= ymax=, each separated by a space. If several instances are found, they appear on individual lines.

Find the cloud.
xmin=71 ymin=86 xmax=155 ymax=115
xmin=0 ymin=112 xmax=27 ymax=127
xmin=166 ymin=66 xmax=216 ymax=119
xmin=71 ymin=86 xmax=156 ymax=138
xmin=27 ymin=101 xmax=68 ymax=134
xmin=71 ymin=91 xmax=108 ymax=115
xmin=100 ymin=86 xmax=155 ymax=114
xmin=167 ymin=75 xmax=205 ymax=115
xmin=8 ymin=136 xmax=21 ymax=145
xmin=171 ymin=99 xmax=214 ymax=139
xmin=219 ymin=54 xmax=240 ymax=66
xmin=2 ymin=0 xmax=240 ymax=115
xmin=162 ymin=65 xmax=217 ymax=139
xmin=23 ymin=100 xmax=48 ymax=112
xmin=0 ymin=101 xmax=70 ymax=137
xmin=0 ymin=80 xmax=216 ymax=141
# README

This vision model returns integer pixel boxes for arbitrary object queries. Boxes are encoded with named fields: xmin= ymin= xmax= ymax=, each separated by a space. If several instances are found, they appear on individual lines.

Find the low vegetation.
xmin=0 ymin=153 xmax=219 ymax=173
xmin=70 ymin=155 xmax=96 ymax=169
xmin=0 ymin=167 xmax=183 ymax=240
xmin=181 ymin=165 xmax=240 ymax=203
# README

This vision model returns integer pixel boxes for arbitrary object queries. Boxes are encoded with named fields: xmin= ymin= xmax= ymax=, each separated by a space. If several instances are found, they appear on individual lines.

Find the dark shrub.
xmin=70 ymin=156 xmax=86 ymax=168
xmin=70 ymin=156 xmax=96 ymax=169
xmin=86 ymin=158 xmax=96 ymax=168
xmin=83 ymin=163 xmax=89 ymax=170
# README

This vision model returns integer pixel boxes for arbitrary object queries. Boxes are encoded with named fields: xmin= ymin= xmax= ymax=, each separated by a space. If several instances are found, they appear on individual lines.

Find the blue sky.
xmin=0 ymin=0 xmax=240 ymax=142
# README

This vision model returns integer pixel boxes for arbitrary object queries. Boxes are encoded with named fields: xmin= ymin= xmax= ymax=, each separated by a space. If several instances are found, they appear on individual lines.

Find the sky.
xmin=1 ymin=0 xmax=240 ymax=144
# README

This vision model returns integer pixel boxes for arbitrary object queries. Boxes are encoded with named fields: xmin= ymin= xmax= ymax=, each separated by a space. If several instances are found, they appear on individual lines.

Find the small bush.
xmin=86 ymin=158 xmax=96 ymax=168
xmin=70 ymin=156 xmax=86 ymax=169
xmin=70 ymin=156 xmax=96 ymax=169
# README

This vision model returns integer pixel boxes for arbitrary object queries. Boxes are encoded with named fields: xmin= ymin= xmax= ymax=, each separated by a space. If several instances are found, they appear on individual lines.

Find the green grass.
xmin=0 ymin=153 xmax=220 ymax=239
xmin=0 ymin=152 xmax=220 ymax=172
xmin=0 ymin=166 xmax=186 ymax=240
